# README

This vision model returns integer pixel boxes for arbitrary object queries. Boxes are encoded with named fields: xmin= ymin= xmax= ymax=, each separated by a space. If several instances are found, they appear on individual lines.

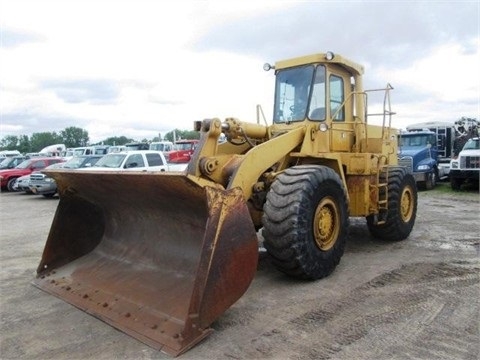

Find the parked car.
xmin=12 ymin=174 xmax=33 ymax=193
xmin=0 ymin=150 xmax=21 ymax=157
xmin=92 ymin=145 xmax=110 ymax=155
xmin=107 ymin=145 xmax=127 ymax=153
xmin=0 ymin=157 xmax=64 ymax=191
xmin=62 ymin=155 xmax=103 ymax=169
xmin=149 ymin=141 xmax=174 ymax=152
xmin=29 ymin=155 xmax=103 ymax=197
xmin=0 ymin=156 xmax=27 ymax=170
xmin=125 ymin=142 xmax=149 ymax=151
xmin=82 ymin=151 xmax=168 ymax=172
xmin=165 ymin=140 xmax=199 ymax=163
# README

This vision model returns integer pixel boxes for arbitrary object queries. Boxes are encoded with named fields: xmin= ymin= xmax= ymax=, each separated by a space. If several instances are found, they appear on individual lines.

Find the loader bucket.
xmin=33 ymin=170 xmax=259 ymax=356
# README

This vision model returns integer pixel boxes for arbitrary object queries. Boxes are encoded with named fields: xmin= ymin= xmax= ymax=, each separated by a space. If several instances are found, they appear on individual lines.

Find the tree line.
xmin=0 ymin=127 xmax=200 ymax=153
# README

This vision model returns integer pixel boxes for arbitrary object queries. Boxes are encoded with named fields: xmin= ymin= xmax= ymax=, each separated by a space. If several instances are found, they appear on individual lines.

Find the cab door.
xmin=328 ymin=65 xmax=354 ymax=152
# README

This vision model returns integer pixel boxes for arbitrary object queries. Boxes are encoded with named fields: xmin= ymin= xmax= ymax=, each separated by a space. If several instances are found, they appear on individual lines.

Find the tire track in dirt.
xmin=215 ymin=261 xmax=479 ymax=360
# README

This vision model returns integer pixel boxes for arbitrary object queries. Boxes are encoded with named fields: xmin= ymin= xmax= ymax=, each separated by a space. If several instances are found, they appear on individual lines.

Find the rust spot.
xmin=83 ymin=294 xmax=89 ymax=299
xmin=65 ymin=286 xmax=71 ymax=291
xmin=151 ymin=324 xmax=158 ymax=330
xmin=125 ymin=312 xmax=131 ymax=318
xmin=50 ymin=280 xmax=55 ymax=284
xmin=102 ymin=302 xmax=108 ymax=308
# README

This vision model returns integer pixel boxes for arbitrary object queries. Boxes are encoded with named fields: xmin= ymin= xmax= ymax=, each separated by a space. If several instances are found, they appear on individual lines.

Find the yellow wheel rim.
xmin=400 ymin=185 xmax=415 ymax=222
xmin=313 ymin=197 xmax=340 ymax=251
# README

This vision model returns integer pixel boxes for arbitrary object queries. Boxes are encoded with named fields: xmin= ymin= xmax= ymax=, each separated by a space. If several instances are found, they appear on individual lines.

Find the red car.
xmin=0 ymin=157 xmax=64 ymax=191
xmin=166 ymin=140 xmax=199 ymax=163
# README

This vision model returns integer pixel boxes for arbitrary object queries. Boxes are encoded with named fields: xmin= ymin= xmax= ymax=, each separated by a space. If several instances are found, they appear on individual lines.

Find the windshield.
xmin=399 ymin=134 xmax=434 ymax=147
xmin=151 ymin=143 xmax=172 ymax=151
xmin=175 ymin=143 xmax=194 ymax=151
xmin=63 ymin=157 xmax=87 ymax=169
xmin=93 ymin=154 xmax=126 ymax=168
xmin=273 ymin=65 xmax=325 ymax=123
xmin=151 ymin=143 xmax=165 ymax=151
xmin=463 ymin=138 xmax=480 ymax=150
xmin=16 ymin=160 xmax=32 ymax=169
xmin=0 ymin=158 xmax=12 ymax=168
xmin=73 ymin=149 xmax=86 ymax=156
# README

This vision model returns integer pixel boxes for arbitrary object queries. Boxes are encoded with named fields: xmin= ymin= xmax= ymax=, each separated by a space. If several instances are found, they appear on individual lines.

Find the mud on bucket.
xmin=33 ymin=170 xmax=259 ymax=356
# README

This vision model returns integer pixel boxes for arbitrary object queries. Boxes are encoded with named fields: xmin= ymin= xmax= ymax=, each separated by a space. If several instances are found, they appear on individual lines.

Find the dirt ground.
xmin=1 ymin=182 xmax=479 ymax=360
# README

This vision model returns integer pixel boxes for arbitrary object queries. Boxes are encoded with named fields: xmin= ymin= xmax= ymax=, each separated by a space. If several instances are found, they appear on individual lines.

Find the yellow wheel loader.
xmin=33 ymin=52 xmax=417 ymax=356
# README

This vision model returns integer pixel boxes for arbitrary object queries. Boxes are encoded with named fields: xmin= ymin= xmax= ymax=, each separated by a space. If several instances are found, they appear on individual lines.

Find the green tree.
xmin=30 ymin=132 xmax=63 ymax=152
xmin=60 ymin=127 xmax=89 ymax=148
xmin=0 ymin=135 xmax=19 ymax=150
xmin=101 ymin=136 xmax=134 ymax=146
xmin=17 ymin=135 xmax=31 ymax=154
xmin=164 ymin=129 xmax=200 ymax=142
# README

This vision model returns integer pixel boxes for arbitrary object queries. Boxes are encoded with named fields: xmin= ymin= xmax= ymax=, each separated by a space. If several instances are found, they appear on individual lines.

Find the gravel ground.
xmin=1 ymin=182 xmax=479 ymax=360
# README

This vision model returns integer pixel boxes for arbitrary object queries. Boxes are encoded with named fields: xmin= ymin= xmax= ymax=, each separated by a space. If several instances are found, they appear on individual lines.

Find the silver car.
xmin=29 ymin=155 xmax=102 ymax=197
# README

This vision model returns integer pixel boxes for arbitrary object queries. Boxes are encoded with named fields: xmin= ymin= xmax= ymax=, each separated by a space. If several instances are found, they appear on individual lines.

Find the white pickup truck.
xmin=449 ymin=137 xmax=480 ymax=190
xmin=81 ymin=150 xmax=169 ymax=172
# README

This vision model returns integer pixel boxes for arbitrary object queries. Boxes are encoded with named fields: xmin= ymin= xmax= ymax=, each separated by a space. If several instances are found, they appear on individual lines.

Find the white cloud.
xmin=374 ymin=40 xmax=480 ymax=129
xmin=384 ymin=41 xmax=479 ymax=102
xmin=0 ymin=0 xmax=283 ymax=142
xmin=0 ymin=0 xmax=478 ymax=144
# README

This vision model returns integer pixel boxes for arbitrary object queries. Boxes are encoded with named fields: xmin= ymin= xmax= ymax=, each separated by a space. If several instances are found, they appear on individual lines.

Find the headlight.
xmin=417 ymin=165 xmax=430 ymax=171
xmin=325 ymin=51 xmax=335 ymax=60
xmin=45 ymin=178 xmax=54 ymax=183
xmin=451 ymin=161 xmax=458 ymax=169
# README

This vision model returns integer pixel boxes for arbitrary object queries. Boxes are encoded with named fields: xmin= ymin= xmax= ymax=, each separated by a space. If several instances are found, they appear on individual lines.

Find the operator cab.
xmin=268 ymin=52 xmax=362 ymax=126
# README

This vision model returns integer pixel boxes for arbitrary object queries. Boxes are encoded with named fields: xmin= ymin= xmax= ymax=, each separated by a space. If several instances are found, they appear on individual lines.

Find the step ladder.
xmin=370 ymin=158 xmax=389 ymax=225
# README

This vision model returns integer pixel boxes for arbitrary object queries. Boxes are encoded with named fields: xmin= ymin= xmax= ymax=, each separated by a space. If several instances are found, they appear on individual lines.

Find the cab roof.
xmin=274 ymin=52 xmax=364 ymax=76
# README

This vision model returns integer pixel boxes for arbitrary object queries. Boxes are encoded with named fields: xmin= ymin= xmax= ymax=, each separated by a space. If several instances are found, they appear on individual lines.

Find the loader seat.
xmin=310 ymin=107 xmax=325 ymax=120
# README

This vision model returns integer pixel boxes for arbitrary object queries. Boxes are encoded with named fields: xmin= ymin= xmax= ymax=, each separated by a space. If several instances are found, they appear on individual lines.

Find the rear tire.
xmin=262 ymin=165 xmax=349 ymax=280
xmin=367 ymin=167 xmax=417 ymax=241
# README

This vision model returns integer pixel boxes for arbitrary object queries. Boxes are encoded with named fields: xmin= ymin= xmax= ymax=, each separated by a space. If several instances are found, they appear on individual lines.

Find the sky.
xmin=0 ymin=0 xmax=479 ymax=145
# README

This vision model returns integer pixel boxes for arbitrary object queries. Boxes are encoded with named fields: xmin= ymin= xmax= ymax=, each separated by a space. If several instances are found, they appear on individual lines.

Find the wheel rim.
xmin=7 ymin=179 xmax=17 ymax=191
xmin=400 ymin=186 xmax=415 ymax=222
xmin=313 ymin=196 xmax=340 ymax=251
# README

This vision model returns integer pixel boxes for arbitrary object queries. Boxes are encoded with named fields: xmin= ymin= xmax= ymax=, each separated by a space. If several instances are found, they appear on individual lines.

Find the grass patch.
xmin=428 ymin=180 xmax=479 ymax=195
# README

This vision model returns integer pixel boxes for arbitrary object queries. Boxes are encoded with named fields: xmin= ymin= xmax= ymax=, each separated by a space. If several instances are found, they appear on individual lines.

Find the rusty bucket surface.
xmin=33 ymin=170 xmax=258 ymax=356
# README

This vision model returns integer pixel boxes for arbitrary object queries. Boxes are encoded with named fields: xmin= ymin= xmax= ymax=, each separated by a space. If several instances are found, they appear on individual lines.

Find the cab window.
xmin=273 ymin=65 xmax=315 ymax=123
xmin=125 ymin=154 xmax=144 ymax=168
xmin=308 ymin=66 xmax=326 ymax=120
xmin=330 ymin=75 xmax=344 ymax=121
xmin=146 ymin=153 xmax=164 ymax=166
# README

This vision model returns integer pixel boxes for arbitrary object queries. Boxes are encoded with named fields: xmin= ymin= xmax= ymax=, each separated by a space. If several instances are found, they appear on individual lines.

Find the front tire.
xmin=367 ymin=167 xmax=417 ymax=241
xmin=425 ymin=169 xmax=436 ymax=190
xmin=262 ymin=165 xmax=349 ymax=280
xmin=7 ymin=178 xmax=18 ymax=192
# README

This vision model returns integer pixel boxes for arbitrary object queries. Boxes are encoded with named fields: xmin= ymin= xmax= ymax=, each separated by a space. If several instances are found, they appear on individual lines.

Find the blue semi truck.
xmin=398 ymin=119 xmax=479 ymax=190
xmin=398 ymin=129 xmax=440 ymax=190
